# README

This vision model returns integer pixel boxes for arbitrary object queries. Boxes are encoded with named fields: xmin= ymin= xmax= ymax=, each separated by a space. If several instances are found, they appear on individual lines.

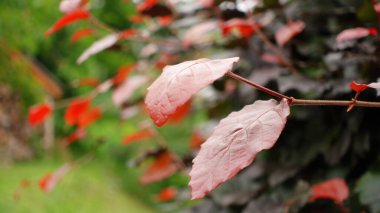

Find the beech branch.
xmin=226 ymin=71 xmax=380 ymax=108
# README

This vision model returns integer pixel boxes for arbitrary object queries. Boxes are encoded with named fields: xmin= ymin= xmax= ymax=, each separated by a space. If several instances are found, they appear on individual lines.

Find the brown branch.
xmin=226 ymin=71 xmax=380 ymax=108
xmin=255 ymin=28 xmax=300 ymax=75
xmin=226 ymin=71 xmax=289 ymax=99
xmin=290 ymin=98 xmax=380 ymax=108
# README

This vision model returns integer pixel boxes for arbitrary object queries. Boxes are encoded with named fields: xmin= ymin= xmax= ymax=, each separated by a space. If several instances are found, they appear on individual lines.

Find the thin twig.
xmin=255 ymin=28 xmax=300 ymax=75
xmin=290 ymin=98 xmax=380 ymax=108
xmin=226 ymin=71 xmax=380 ymax=108
xmin=89 ymin=16 xmax=117 ymax=32
xmin=226 ymin=71 xmax=289 ymax=99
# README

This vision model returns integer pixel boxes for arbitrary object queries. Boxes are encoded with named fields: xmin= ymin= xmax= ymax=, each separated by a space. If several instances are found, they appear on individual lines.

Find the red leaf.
xmin=28 ymin=103 xmax=52 ymax=126
xmin=71 ymin=28 xmax=94 ymax=43
xmin=59 ymin=0 xmax=88 ymax=13
xmin=119 ymin=29 xmax=136 ymax=40
xmin=154 ymin=53 xmax=177 ymax=69
xmin=309 ymin=178 xmax=349 ymax=204
xmin=336 ymin=27 xmax=377 ymax=43
xmin=137 ymin=0 xmax=158 ymax=12
xmin=74 ymin=77 xmax=100 ymax=87
xmin=168 ymin=101 xmax=191 ymax=123
xmin=145 ymin=57 xmax=239 ymax=126
xmin=349 ymin=81 xmax=380 ymax=93
xmin=189 ymin=131 xmax=205 ymax=150
xmin=20 ymin=179 xmax=31 ymax=189
xmin=112 ymin=76 xmax=148 ymax=107
xmin=39 ymin=164 xmax=72 ymax=192
xmin=156 ymin=187 xmax=177 ymax=202
xmin=77 ymin=107 xmax=102 ymax=128
xmin=350 ymin=81 xmax=369 ymax=93
xmin=140 ymin=151 xmax=177 ymax=184
xmin=182 ymin=20 xmax=218 ymax=48
xmin=123 ymin=129 xmax=153 ymax=145
xmin=64 ymin=98 xmax=91 ymax=126
xmin=275 ymin=21 xmax=305 ymax=46
xmin=77 ymin=33 xmax=120 ymax=64
xmin=189 ymin=99 xmax=290 ymax=199
xmin=112 ymin=64 xmax=134 ymax=85
xmin=157 ymin=15 xmax=172 ymax=26
xmin=129 ymin=15 xmax=146 ymax=23
xmin=45 ymin=9 xmax=90 ymax=36
xmin=222 ymin=18 xmax=259 ymax=38
xmin=65 ymin=128 xmax=86 ymax=145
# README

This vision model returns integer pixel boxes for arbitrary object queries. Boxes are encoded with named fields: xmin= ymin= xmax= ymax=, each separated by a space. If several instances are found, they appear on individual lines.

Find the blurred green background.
xmin=0 ymin=1 xmax=196 ymax=212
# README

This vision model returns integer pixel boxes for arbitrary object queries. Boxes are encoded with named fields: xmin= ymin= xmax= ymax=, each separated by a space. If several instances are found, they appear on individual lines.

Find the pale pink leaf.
xmin=375 ymin=3 xmax=380 ymax=13
xmin=77 ymin=33 xmax=119 ymax=64
xmin=60 ymin=0 xmax=82 ymax=13
xmin=368 ymin=82 xmax=380 ymax=88
xmin=96 ymin=79 xmax=113 ymax=93
xmin=182 ymin=20 xmax=219 ymax=48
xmin=189 ymin=99 xmax=290 ymax=199
xmin=145 ymin=57 xmax=239 ymax=126
xmin=39 ymin=163 xmax=72 ymax=192
xmin=275 ymin=21 xmax=305 ymax=46
xmin=260 ymin=53 xmax=285 ymax=65
xmin=336 ymin=27 xmax=376 ymax=43
xmin=112 ymin=76 xmax=148 ymax=107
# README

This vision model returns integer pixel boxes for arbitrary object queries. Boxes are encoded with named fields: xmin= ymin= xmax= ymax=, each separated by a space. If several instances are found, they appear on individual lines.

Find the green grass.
xmin=0 ymin=160 xmax=157 ymax=213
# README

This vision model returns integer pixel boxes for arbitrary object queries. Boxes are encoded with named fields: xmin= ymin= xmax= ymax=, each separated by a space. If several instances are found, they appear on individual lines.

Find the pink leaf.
xmin=336 ymin=27 xmax=377 ymax=43
xmin=368 ymin=82 xmax=380 ymax=88
xmin=39 ymin=164 xmax=72 ymax=192
xmin=182 ymin=20 xmax=219 ymax=48
xmin=145 ymin=57 xmax=239 ymax=126
xmin=309 ymin=178 xmax=349 ymax=204
xmin=77 ymin=33 xmax=120 ymax=64
xmin=59 ymin=0 xmax=88 ymax=14
xmin=375 ymin=3 xmax=380 ymax=13
xmin=189 ymin=99 xmax=290 ymax=199
xmin=260 ymin=53 xmax=286 ymax=65
xmin=275 ymin=21 xmax=305 ymax=46
xmin=95 ymin=79 xmax=113 ymax=93
xmin=112 ymin=76 xmax=148 ymax=107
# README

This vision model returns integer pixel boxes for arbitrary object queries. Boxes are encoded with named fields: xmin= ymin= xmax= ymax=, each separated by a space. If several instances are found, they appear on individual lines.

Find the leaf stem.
xmin=226 ymin=71 xmax=380 ymax=108
xmin=226 ymin=71 xmax=289 ymax=99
